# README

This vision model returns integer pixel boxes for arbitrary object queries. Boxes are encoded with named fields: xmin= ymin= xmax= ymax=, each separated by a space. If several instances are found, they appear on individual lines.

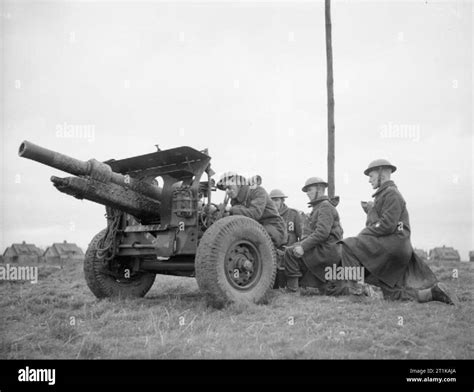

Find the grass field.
xmin=0 ymin=259 xmax=472 ymax=359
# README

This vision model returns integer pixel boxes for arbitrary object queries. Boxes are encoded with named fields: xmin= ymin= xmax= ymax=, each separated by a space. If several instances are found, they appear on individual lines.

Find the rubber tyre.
xmin=195 ymin=216 xmax=277 ymax=307
xmin=84 ymin=229 xmax=156 ymax=299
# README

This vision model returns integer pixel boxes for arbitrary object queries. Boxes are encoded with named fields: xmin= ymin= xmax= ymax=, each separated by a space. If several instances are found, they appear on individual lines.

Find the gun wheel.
xmin=195 ymin=216 xmax=277 ymax=307
xmin=84 ymin=229 xmax=156 ymax=299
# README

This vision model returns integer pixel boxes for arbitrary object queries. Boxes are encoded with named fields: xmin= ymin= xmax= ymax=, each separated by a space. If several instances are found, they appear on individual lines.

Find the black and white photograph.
xmin=0 ymin=0 xmax=472 ymax=386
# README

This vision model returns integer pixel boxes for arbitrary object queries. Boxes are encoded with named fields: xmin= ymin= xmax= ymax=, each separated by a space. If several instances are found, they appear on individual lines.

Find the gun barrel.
xmin=51 ymin=176 xmax=161 ymax=220
xmin=19 ymin=140 xmax=89 ymax=176
xmin=19 ymin=140 xmax=162 ymax=201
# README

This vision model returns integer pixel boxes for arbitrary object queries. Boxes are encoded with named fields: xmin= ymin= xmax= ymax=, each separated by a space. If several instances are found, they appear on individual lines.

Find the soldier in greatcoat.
xmin=340 ymin=159 xmax=458 ymax=305
xmin=269 ymin=189 xmax=303 ymax=288
xmin=283 ymin=177 xmax=350 ymax=294
xmin=269 ymin=189 xmax=303 ymax=246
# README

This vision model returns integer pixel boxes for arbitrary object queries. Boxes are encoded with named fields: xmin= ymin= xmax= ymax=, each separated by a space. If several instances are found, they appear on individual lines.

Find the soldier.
xmin=340 ymin=159 xmax=458 ymax=305
xmin=269 ymin=189 xmax=303 ymax=288
xmin=216 ymin=172 xmax=287 ymax=248
xmin=283 ymin=177 xmax=347 ymax=293
xmin=269 ymin=189 xmax=303 ymax=246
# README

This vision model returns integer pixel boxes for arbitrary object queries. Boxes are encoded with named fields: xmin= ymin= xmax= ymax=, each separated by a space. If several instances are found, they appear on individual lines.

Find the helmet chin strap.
xmin=377 ymin=167 xmax=383 ymax=188
xmin=315 ymin=187 xmax=325 ymax=200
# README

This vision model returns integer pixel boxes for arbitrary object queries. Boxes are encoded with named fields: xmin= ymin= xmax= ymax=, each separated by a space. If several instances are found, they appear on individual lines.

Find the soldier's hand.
xmin=361 ymin=201 xmax=374 ymax=214
xmin=293 ymin=245 xmax=304 ymax=257
xmin=207 ymin=204 xmax=218 ymax=214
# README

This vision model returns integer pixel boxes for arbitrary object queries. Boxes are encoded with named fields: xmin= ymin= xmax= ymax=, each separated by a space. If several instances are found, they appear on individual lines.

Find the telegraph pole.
xmin=325 ymin=0 xmax=335 ymax=199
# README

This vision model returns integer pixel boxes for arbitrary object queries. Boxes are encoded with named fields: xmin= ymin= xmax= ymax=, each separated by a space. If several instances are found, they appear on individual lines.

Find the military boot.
xmin=431 ymin=283 xmax=459 ymax=306
xmin=417 ymin=283 xmax=459 ymax=305
xmin=286 ymin=277 xmax=299 ymax=293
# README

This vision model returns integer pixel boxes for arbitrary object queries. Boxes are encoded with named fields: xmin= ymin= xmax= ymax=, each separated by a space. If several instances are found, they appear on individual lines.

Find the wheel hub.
xmin=235 ymin=254 xmax=253 ymax=273
xmin=225 ymin=242 xmax=260 ymax=289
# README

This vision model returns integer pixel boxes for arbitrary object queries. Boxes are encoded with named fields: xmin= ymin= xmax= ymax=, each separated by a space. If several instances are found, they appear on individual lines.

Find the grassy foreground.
xmin=0 ymin=259 xmax=472 ymax=359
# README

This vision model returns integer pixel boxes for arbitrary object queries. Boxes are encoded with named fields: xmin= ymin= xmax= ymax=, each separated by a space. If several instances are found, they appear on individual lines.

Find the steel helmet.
xmin=363 ymin=159 xmax=397 ymax=176
xmin=216 ymin=172 xmax=248 ymax=190
xmin=302 ymin=177 xmax=328 ymax=192
xmin=269 ymin=189 xmax=287 ymax=199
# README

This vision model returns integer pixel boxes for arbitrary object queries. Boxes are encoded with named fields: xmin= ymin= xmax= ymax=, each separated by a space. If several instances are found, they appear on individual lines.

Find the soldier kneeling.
xmin=283 ymin=177 xmax=358 ymax=295
xmin=269 ymin=189 xmax=303 ymax=289
xmin=339 ymin=159 xmax=458 ymax=305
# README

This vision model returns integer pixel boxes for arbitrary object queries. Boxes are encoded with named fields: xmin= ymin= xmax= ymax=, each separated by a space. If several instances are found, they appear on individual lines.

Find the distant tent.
xmin=469 ymin=251 xmax=474 ymax=262
xmin=2 ymin=241 xmax=43 ymax=264
xmin=414 ymin=248 xmax=428 ymax=262
xmin=429 ymin=246 xmax=460 ymax=262
xmin=43 ymin=240 xmax=84 ymax=267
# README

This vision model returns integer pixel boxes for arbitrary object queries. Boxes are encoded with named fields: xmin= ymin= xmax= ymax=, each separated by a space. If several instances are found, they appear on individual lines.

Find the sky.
xmin=1 ymin=0 xmax=472 ymax=259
